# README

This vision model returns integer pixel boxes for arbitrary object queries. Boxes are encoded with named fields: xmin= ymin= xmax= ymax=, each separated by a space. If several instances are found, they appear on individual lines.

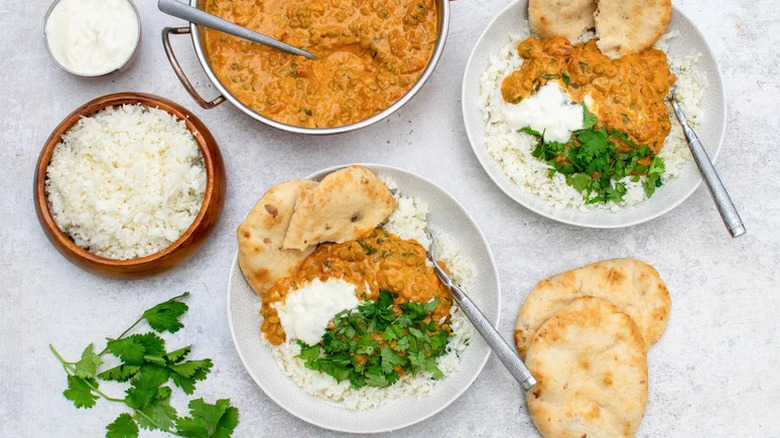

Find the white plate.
xmin=461 ymin=0 xmax=726 ymax=228
xmin=227 ymin=164 xmax=499 ymax=433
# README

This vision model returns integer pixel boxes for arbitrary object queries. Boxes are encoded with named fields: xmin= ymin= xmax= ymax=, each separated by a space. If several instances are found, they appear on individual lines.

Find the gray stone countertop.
xmin=1 ymin=0 xmax=778 ymax=436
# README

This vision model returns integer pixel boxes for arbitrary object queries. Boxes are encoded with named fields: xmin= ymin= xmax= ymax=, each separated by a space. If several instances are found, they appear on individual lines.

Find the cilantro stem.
xmin=49 ymin=345 xmax=125 ymax=403
xmin=98 ymin=292 xmax=191 ymax=356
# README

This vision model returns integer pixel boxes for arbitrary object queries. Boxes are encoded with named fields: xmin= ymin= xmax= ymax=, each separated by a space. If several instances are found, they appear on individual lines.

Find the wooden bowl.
xmin=34 ymin=92 xmax=226 ymax=278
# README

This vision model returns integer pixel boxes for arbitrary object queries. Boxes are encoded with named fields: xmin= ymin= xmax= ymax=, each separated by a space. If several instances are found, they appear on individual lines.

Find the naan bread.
xmin=529 ymin=0 xmax=596 ymax=42
xmin=283 ymin=166 xmax=396 ymax=251
xmin=238 ymin=179 xmax=318 ymax=296
xmin=526 ymin=297 xmax=648 ymax=438
xmin=595 ymin=0 xmax=672 ymax=58
xmin=515 ymin=258 xmax=670 ymax=358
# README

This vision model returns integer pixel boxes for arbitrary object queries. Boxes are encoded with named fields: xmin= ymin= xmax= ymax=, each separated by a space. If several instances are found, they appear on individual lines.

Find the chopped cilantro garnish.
xmin=528 ymin=106 xmax=666 ymax=204
xmin=297 ymin=290 xmax=450 ymax=389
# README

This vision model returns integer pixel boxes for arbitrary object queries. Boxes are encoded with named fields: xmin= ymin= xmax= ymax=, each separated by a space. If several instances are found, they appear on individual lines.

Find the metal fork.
xmin=668 ymin=86 xmax=745 ymax=238
xmin=423 ymin=227 xmax=537 ymax=391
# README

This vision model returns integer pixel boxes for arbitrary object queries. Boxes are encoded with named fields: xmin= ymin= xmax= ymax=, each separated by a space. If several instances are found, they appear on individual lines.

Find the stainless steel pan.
xmin=162 ymin=0 xmax=451 ymax=135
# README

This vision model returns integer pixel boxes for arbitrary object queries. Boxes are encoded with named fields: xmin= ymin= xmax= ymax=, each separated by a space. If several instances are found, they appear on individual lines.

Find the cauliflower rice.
xmin=266 ymin=178 xmax=475 ymax=410
xmin=479 ymin=27 xmax=707 ymax=211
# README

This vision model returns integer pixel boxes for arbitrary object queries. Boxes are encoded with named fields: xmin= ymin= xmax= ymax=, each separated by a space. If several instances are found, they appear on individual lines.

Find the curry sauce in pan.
xmin=204 ymin=0 xmax=440 ymax=128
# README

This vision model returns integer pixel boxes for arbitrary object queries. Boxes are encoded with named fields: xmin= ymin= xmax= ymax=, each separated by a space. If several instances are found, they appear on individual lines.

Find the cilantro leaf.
xmin=423 ymin=357 xmax=444 ymax=379
xmin=380 ymin=346 xmax=406 ymax=374
xmin=107 ymin=333 xmax=166 ymax=366
xmin=134 ymin=394 xmax=178 ymax=431
xmin=106 ymin=413 xmax=139 ymax=438
xmin=581 ymin=103 xmax=597 ymax=130
xmin=168 ymin=359 xmax=213 ymax=379
xmin=164 ymin=346 xmax=192 ymax=364
xmin=98 ymin=365 xmax=142 ymax=382
xmin=643 ymin=156 xmax=666 ymax=197
xmin=170 ymin=364 xmax=211 ymax=395
xmin=520 ymin=126 xmax=543 ymax=138
xmin=561 ymin=73 xmax=570 ymax=87
xmin=567 ymin=173 xmax=592 ymax=193
xmin=74 ymin=343 xmax=103 ymax=379
xmin=125 ymin=365 xmax=170 ymax=409
xmin=175 ymin=399 xmax=239 ymax=438
xmin=575 ymin=129 xmax=609 ymax=162
xmin=142 ymin=293 xmax=189 ymax=333
xmin=63 ymin=375 xmax=99 ymax=409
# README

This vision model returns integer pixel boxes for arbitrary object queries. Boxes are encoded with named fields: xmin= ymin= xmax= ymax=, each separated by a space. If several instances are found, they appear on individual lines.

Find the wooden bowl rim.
xmin=34 ymin=91 xmax=223 ymax=268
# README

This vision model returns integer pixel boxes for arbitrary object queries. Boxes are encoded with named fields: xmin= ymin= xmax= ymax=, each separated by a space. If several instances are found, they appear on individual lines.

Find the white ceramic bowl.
xmin=461 ymin=0 xmax=726 ymax=228
xmin=227 ymin=164 xmax=499 ymax=433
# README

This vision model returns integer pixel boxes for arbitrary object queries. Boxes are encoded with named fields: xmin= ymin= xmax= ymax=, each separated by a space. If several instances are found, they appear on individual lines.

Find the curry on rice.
xmin=260 ymin=228 xmax=453 ymax=345
xmin=203 ymin=0 xmax=440 ymax=128
xmin=501 ymin=36 xmax=676 ymax=155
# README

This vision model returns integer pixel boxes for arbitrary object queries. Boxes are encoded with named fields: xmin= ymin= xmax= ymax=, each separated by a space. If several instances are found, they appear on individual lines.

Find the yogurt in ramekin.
xmin=44 ymin=0 xmax=141 ymax=77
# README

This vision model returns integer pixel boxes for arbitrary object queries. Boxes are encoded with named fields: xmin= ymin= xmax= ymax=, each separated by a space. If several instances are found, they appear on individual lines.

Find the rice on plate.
xmin=479 ymin=26 xmax=707 ymax=212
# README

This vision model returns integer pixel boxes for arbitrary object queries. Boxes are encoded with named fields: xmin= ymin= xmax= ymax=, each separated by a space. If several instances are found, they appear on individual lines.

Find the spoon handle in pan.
xmin=157 ymin=0 xmax=315 ymax=59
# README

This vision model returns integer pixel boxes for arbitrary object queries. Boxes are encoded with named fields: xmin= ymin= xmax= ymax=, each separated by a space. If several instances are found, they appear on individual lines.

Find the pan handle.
xmin=162 ymin=26 xmax=226 ymax=110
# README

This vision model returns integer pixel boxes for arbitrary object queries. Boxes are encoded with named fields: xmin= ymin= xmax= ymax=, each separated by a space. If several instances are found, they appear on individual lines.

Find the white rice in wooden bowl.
xmin=45 ymin=104 xmax=206 ymax=260
xmin=479 ymin=26 xmax=707 ymax=211
xmin=265 ymin=178 xmax=475 ymax=410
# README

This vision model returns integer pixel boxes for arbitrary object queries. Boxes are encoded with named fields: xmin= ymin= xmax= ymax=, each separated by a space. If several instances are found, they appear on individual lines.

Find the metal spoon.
xmin=158 ymin=0 xmax=315 ymax=59
xmin=667 ymin=86 xmax=745 ymax=238
xmin=423 ymin=227 xmax=537 ymax=391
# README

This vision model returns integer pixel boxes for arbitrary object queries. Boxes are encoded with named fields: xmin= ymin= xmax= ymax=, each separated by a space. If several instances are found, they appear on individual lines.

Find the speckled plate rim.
xmin=226 ymin=163 xmax=499 ymax=434
xmin=461 ymin=0 xmax=727 ymax=229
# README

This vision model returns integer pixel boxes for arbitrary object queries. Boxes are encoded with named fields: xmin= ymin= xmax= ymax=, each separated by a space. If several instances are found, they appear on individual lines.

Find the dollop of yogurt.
xmin=273 ymin=278 xmax=360 ymax=345
xmin=45 ymin=0 xmax=139 ymax=75
xmin=501 ymin=83 xmax=584 ymax=143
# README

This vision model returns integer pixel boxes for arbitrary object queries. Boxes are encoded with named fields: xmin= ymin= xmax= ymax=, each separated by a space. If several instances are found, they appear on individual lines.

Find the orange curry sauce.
xmin=260 ymin=228 xmax=453 ymax=345
xmin=501 ymin=36 xmax=676 ymax=154
xmin=204 ymin=0 xmax=439 ymax=128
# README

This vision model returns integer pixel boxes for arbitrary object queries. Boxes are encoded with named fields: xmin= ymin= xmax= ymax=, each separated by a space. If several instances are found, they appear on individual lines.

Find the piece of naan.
xmin=529 ymin=0 xmax=596 ymax=42
xmin=283 ymin=166 xmax=396 ymax=251
xmin=595 ymin=0 xmax=672 ymax=58
xmin=238 ymin=179 xmax=318 ymax=296
xmin=515 ymin=258 xmax=671 ymax=359
xmin=526 ymin=297 xmax=648 ymax=438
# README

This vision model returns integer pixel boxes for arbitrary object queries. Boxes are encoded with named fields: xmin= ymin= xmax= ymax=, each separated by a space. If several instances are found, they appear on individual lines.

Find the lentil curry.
xmin=261 ymin=228 xmax=452 ymax=345
xmin=501 ymin=36 xmax=676 ymax=155
xmin=203 ymin=0 xmax=440 ymax=128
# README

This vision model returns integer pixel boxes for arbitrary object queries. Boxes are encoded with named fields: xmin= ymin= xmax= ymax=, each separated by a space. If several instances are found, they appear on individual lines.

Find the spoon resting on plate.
xmin=423 ymin=226 xmax=537 ymax=391
xmin=158 ymin=0 xmax=315 ymax=59
xmin=667 ymin=86 xmax=745 ymax=238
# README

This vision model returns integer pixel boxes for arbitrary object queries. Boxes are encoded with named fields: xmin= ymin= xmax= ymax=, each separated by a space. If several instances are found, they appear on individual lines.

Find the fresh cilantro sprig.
xmin=526 ymin=105 xmax=666 ymax=204
xmin=50 ymin=292 xmax=238 ymax=438
xmin=297 ymin=290 xmax=450 ymax=389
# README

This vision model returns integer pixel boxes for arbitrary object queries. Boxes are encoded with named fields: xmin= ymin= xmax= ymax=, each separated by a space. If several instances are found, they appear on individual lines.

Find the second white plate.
xmin=461 ymin=0 xmax=726 ymax=228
